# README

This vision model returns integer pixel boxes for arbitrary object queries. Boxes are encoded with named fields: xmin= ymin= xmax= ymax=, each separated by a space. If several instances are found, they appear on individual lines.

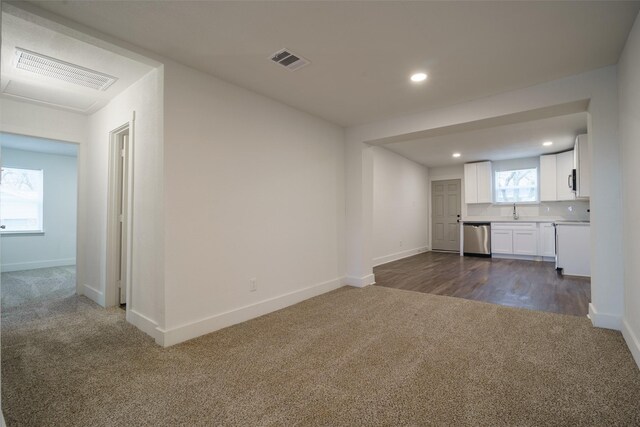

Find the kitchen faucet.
xmin=512 ymin=203 xmax=519 ymax=220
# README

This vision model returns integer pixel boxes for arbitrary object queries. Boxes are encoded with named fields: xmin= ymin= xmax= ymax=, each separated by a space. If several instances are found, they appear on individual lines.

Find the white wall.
xmin=0 ymin=98 xmax=87 ymax=144
xmin=372 ymin=147 xmax=428 ymax=266
xmin=1 ymin=148 xmax=77 ymax=271
xmin=161 ymin=60 xmax=345 ymax=345
xmin=619 ymin=12 xmax=640 ymax=368
xmin=80 ymin=67 xmax=164 ymax=338
xmin=346 ymin=65 xmax=623 ymax=330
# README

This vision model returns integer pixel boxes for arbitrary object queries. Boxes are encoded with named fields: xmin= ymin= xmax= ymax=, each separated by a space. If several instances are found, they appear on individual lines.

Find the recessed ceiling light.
xmin=543 ymin=141 xmax=553 ymax=146
xmin=410 ymin=72 xmax=428 ymax=83
xmin=452 ymin=153 xmax=461 ymax=158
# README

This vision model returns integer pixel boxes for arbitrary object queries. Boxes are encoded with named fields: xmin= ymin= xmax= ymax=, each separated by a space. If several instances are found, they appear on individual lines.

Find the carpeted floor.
xmin=2 ymin=268 xmax=640 ymax=426
xmin=1 ymin=265 xmax=76 ymax=312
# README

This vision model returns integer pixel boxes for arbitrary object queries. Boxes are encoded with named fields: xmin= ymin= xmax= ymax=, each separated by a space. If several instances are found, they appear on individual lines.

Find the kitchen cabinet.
xmin=574 ymin=134 xmax=590 ymax=199
xmin=491 ymin=223 xmax=537 ymax=255
xmin=538 ymin=223 xmax=556 ymax=257
xmin=513 ymin=229 xmax=538 ymax=255
xmin=464 ymin=161 xmax=492 ymax=204
xmin=556 ymin=150 xmax=575 ymax=201
xmin=540 ymin=155 xmax=557 ymax=201
xmin=539 ymin=151 xmax=575 ymax=202
xmin=491 ymin=229 xmax=513 ymax=254
xmin=556 ymin=223 xmax=590 ymax=277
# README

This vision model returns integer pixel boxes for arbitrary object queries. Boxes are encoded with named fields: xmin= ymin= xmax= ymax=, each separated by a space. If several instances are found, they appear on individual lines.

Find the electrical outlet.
xmin=249 ymin=278 xmax=257 ymax=292
xmin=399 ymin=240 xmax=403 ymax=247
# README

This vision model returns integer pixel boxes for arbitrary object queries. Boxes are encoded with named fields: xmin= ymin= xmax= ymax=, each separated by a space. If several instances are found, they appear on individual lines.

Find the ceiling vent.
xmin=269 ymin=48 xmax=310 ymax=71
xmin=14 ymin=48 xmax=118 ymax=91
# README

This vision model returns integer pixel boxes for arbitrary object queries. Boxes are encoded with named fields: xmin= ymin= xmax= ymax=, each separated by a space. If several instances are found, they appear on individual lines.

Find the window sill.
xmin=0 ymin=231 xmax=45 ymax=236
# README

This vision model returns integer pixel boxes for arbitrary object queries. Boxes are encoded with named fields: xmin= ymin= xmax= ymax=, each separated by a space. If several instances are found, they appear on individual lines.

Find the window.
xmin=494 ymin=168 xmax=538 ymax=203
xmin=0 ymin=167 xmax=44 ymax=232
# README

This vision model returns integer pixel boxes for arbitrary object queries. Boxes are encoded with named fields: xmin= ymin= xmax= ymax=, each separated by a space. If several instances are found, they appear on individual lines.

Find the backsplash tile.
xmin=466 ymin=200 xmax=590 ymax=220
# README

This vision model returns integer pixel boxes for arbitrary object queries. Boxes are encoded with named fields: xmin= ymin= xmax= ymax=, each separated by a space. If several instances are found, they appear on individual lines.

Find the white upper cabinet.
xmin=574 ymin=134 xmax=590 ymax=199
xmin=540 ymin=155 xmax=557 ymax=201
xmin=464 ymin=161 xmax=492 ymax=204
xmin=556 ymin=150 xmax=575 ymax=201
xmin=539 ymin=150 xmax=575 ymax=202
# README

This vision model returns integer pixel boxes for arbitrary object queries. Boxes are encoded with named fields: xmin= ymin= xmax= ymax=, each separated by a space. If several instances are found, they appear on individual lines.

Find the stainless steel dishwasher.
xmin=463 ymin=223 xmax=491 ymax=257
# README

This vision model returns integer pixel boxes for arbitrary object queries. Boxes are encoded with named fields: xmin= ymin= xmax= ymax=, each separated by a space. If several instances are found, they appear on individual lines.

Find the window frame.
xmin=493 ymin=167 xmax=540 ymax=205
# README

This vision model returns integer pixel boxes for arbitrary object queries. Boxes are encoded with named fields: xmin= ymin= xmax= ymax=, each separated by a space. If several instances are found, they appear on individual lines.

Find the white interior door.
xmin=432 ymin=179 xmax=461 ymax=251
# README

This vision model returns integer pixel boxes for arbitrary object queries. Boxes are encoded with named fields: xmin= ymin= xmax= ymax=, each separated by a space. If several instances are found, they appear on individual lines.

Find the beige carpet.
xmin=2 ymin=273 xmax=640 ymax=426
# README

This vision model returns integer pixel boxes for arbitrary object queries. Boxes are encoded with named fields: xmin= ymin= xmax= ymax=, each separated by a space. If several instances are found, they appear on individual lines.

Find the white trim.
xmin=0 ymin=258 xmax=75 ymax=272
xmin=127 ymin=309 xmax=163 ymax=343
xmin=588 ymin=303 xmax=622 ymax=330
xmin=156 ymin=277 xmax=344 ymax=347
xmin=343 ymin=274 xmax=376 ymax=288
xmin=373 ymin=247 xmax=428 ymax=267
xmin=81 ymin=283 xmax=104 ymax=307
xmin=622 ymin=319 xmax=640 ymax=370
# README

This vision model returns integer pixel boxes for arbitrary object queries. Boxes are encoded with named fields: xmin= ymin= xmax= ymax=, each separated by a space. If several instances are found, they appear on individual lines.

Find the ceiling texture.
xmin=24 ymin=0 xmax=640 ymax=126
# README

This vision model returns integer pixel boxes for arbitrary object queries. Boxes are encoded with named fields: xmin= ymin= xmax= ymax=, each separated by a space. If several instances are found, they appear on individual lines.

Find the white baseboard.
xmin=373 ymin=246 xmax=428 ymax=267
xmin=81 ymin=284 xmax=105 ymax=307
xmin=1 ymin=258 xmax=75 ymax=272
xmin=622 ymin=319 xmax=640 ymax=370
xmin=157 ymin=277 xmax=344 ymax=347
xmin=589 ymin=303 xmax=622 ymax=330
xmin=343 ymin=274 xmax=376 ymax=288
xmin=127 ymin=309 xmax=163 ymax=344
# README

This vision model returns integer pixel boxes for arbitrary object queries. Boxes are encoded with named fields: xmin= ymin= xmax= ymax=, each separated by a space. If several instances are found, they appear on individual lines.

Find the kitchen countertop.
xmin=461 ymin=217 xmax=590 ymax=224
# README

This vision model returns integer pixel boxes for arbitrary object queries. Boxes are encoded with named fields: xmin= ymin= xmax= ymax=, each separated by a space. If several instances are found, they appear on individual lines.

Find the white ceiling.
xmin=384 ymin=112 xmax=588 ymax=168
xmin=1 ymin=132 xmax=78 ymax=157
xmin=1 ymin=9 xmax=154 ymax=114
xmin=26 ymin=0 xmax=640 ymax=126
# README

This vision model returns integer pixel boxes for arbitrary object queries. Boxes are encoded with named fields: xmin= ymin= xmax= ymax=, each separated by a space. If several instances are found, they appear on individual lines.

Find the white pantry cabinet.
xmin=464 ymin=161 xmax=492 ymax=204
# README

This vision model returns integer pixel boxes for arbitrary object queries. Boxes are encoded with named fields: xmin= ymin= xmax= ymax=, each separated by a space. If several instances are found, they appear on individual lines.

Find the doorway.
xmin=431 ymin=179 xmax=461 ymax=252
xmin=0 ymin=133 xmax=79 ymax=310
xmin=107 ymin=125 xmax=131 ymax=307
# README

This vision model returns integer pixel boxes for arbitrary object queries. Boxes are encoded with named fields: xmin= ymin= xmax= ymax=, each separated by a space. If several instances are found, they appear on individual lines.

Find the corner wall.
xmin=81 ymin=67 xmax=164 ymax=338
xmin=372 ymin=147 xmax=428 ymax=266
xmin=161 ymin=60 xmax=345 ymax=346
xmin=619 ymin=11 xmax=640 ymax=368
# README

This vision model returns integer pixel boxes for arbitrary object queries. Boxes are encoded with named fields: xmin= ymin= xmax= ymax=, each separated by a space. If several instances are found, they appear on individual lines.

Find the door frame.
xmin=106 ymin=122 xmax=134 ymax=308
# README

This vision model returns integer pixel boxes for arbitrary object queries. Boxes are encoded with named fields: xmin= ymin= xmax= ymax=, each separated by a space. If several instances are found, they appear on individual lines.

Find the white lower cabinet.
xmin=513 ymin=230 xmax=538 ymax=255
xmin=539 ymin=223 xmax=556 ymax=257
xmin=491 ymin=229 xmax=513 ymax=254
xmin=491 ymin=223 xmax=540 ymax=256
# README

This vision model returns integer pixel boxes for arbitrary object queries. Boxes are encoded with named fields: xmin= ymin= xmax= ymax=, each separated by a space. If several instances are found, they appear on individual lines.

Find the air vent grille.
xmin=270 ymin=48 xmax=310 ymax=71
xmin=15 ymin=48 xmax=118 ymax=91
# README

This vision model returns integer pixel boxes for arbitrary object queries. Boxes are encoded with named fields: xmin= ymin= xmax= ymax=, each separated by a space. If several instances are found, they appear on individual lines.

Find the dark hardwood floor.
xmin=373 ymin=251 xmax=590 ymax=316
